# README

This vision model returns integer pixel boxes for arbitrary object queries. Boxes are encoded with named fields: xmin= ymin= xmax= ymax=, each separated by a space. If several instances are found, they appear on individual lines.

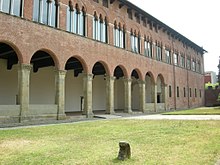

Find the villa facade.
xmin=0 ymin=0 xmax=206 ymax=123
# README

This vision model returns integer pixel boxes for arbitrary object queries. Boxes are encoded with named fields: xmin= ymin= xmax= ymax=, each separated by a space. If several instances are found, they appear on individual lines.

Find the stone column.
xmin=154 ymin=84 xmax=157 ymax=112
xmin=55 ymin=70 xmax=66 ymax=120
xmin=124 ymin=78 xmax=132 ymax=113
xmin=139 ymin=80 xmax=146 ymax=113
xmin=18 ymin=64 xmax=32 ymax=122
xmin=83 ymin=74 xmax=94 ymax=118
xmin=106 ymin=76 xmax=115 ymax=114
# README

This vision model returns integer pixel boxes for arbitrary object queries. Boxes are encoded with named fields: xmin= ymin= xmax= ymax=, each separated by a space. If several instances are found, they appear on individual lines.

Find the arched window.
xmin=33 ymin=0 xmax=58 ymax=27
xmin=156 ymin=42 xmax=162 ymax=61
xmin=93 ymin=12 xmax=108 ymax=43
xmin=66 ymin=4 xmax=86 ymax=36
xmin=0 ymin=0 xmax=23 ymax=16
xmin=103 ymin=0 xmax=108 ymax=8
xmin=113 ymin=22 xmax=125 ymax=49
xmin=144 ymin=37 xmax=152 ymax=58
xmin=130 ymin=30 xmax=140 ymax=53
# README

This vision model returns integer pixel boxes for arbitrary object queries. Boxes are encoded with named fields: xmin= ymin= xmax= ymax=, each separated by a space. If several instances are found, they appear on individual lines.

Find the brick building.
xmin=0 ymin=0 xmax=206 ymax=123
xmin=204 ymin=71 xmax=217 ymax=84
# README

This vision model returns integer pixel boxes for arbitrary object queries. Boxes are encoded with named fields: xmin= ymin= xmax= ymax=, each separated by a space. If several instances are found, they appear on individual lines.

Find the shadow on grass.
xmin=111 ymin=158 xmax=136 ymax=164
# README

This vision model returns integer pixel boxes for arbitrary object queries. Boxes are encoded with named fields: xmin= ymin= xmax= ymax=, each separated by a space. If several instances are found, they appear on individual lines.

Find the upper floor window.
xmin=93 ymin=12 xmax=108 ymax=43
xmin=179 ymin=54 xmax=185 ymax=68
xmin=135 ymin=13 xmax=140 ymax=24
xmin=197 ymin=61 xmax=201 ymax=73
xmin=144 ymin=39 xmax=152 ymax=58
xmin=0 ymin=0 xmax=22 ymax=16
xmin=156 ymin=42 xmax=162 ymax=61
xmin=33 ymin=0 xmax=58 ymax=27
xmin=113 ymin=22 xmax=125 ymax=49
xmin=142 ymin=17 xmax=147 ymax=27
xmin=192 ymin=60 xmax=196 ymax=71
xmin=165 ymin=49 xmax=171 ymax=64
xmin=174 ymin=53 xmax=178 ymax=65
xmin=103 ymin=0 xmax=108 ymax=8
xmin=127 ymin=8 xmax=132 ymax=19
xmin=66 ymin=4 xmax=86 ymax=36
xmin=187 ymin=57 xmax=191 ymax=70
xmin=130 ymin=30 xmax=140 ymax=53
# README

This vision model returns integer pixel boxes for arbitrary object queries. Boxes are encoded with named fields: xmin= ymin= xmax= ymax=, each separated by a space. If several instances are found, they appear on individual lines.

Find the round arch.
xmin=145 ymin=71 xmax=155 ymax=84
xmin=30 ymin=48 xmax=60 ymax=71
xmin=92 ymin=60 xmax=110 ymax=76
xmin=64 ymin=55 xmax=88 ymax=74
xmin=113 ymin=65 xmax=128 ymax=79
xmin=157 ymin=73 xmax=166 ymax=85
xmin=0 ymin=40 xmax=23 ymax=63
xmin=131 ymin=68 xmax=143 ymax=80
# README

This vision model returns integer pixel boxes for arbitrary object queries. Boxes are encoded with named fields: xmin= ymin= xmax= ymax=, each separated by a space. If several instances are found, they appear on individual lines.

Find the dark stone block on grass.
xmin=117 ymin=141 xmax=131 ymax=160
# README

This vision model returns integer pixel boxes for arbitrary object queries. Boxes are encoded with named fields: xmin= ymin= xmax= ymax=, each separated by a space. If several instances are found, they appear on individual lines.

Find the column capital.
xmin=106 ymin=76 xmax=116 ymax=81
xmin=138 ymin=80 xmax=145 ymax=85
xmin=123 ymin=78 xmax=133 ymax=83
xmin=54 ymin=69 xmax=67 ymax=76
xmin=20 ymin=63 xmax=32 ymax=71
xmin=83 ymin=73 xmax=94 ymax=81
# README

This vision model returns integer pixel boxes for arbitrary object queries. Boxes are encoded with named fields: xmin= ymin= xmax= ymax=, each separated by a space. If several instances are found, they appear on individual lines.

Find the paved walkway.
xmin=124 ymin=114 xmax=220 ymax=120
xmin=1 ymin=114 xmax=220 ymax=130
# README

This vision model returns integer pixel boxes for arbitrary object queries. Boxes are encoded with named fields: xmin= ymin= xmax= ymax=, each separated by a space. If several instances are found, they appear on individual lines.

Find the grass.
xmin=0 ymin=120 xmax=220 ymax=165
xmin=163 ymin=107 xmax=220 ymax=115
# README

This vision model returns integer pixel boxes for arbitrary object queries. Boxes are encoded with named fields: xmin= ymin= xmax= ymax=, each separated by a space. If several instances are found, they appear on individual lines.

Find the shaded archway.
xmin=145 ymin=72 xmax=155 ymax=103
xmin=92 ymin=62 xmax=108 ymax=113
xmin=113 ymin=66 xmax=126 ymax=112
xmin=145 ymin=72 xmax=155 ymax=112
xmin=156 ymin=74 xmax=165 ymax=103
xmin=30 ymin=50 xmax=56 ymax=105
xmin=131 ymin=69 xmax=140 ymax=111
xmin=0 ymin=43 xmax=19 ymax=105
xmin=65 ymin=57 xmax=85 ymax=115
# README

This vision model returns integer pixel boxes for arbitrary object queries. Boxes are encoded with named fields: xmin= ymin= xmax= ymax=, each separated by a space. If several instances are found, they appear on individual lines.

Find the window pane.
xmin=42 ymin=0 xmax=48 ymax=24
xmin=13 ymin=0 xmax=21 ymax=16
xmin=66 ymin=7 xmax=70 ymax=31
xmin=73 ymin=10 xmax=77 ymax=33
xmin=2 ymin=0 xmax=10 ymax=13
xmin=120 ymin=30 xmax=123 ymax=48
xmin=93 ymin=18 xmax=96 ymax=39
xmin=79 ymin=12 xmax=84 ymax=35
xmin=33 ymin=0 xmax=39 ymax=21
xmin=97 ymin=21 xmax=100 ymax=41
xmin=102 ymin=22 xmax=106 ymax=42
xmin=51 ymin=1 xmax=56 ymax=27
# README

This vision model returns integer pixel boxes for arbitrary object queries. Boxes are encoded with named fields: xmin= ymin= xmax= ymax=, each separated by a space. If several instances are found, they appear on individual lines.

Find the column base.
xmin=124 ymin=109 xmax=132 ymax=114
xmin=105 ymin=110 xmax=116 ymax=115
xmin=19 ymin=115 xmax=32 ymax=123
xmin=82 ymin=111 xmax=94 ymax=118
xmin=57 ymin=113 xmax=67 ymax=120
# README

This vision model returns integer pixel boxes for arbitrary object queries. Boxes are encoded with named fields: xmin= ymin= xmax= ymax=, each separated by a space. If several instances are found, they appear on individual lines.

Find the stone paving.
xmin=124 ymin=114 xmax=220 ymax=120
xmin=1 ymin=114 xmax=220 ymax=130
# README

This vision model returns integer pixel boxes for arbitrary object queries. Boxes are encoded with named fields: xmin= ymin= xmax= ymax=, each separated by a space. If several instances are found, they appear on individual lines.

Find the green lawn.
xmin=0 ymin=120 xmax=220 ymax=165
xmin=163 ymin=107 xmax=220 ymax=115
